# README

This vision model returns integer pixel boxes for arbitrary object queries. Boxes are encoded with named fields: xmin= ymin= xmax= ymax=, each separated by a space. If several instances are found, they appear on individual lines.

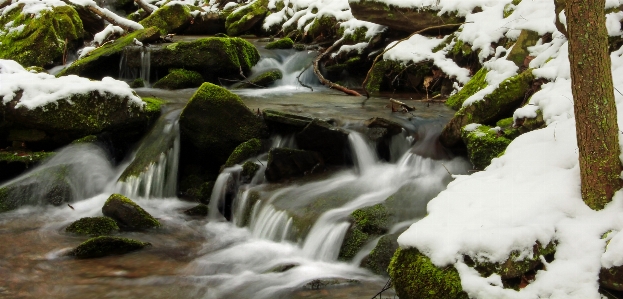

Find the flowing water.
xmin=0 ymin=44 xmax=470 ymax=299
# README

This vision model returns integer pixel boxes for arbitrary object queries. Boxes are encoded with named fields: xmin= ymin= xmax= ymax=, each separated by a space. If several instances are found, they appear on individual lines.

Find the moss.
xmin=388 ymin=248 xmax=468 ymax=299
xmin=153 ymin=68 xmax=204 ymax=90
xmin=142 ymin=97 xmax=165 ymax=113
xmin=446 ymin=67 xmax=488 ymax=110
xmin=450 ymin=39 xmax=473 ymax=57
xmin=363 ymin=234 xmax=399 ymax=276
xmin=128 ymin=9 xmax=148 ymax=22
xmin=365 ymin=60 xmax=403 ymax=93
xmin=461 ymin=125 xmax=512 ymax=170
xmin=496 ymin=117 xmax=514 ymax=128
xmin=71 ymin=135 xmax=98 ymax=144
xmin=70 ymin=236 xmax=150 ymax=258
xmin=433 ymin=34 xmax=455 ymax=53
xmin=102 ymin=193 xmax=161 ymax=229
xmin=339 ymin=204 xmax=389 ymax=261
xmin=139 ymin=3 xmax=193 ymax=35
xmin=265 ymin=37 xmax=294 ymax=49
xmin=57 ymin=27 xmax=160 ymax=78
xmin=66 ymin=216 xmax=119 ymax=236
xmin=238 ymin=69 xmax=282 ymax=88
xmin=241 ymin=161 xmax=260 ymax=178
xmin=0 ymin=187 xmax=11 ymax=213
xmin=225 ymin=0 xmax=269 ymax=36
xmin=342 ymin=27 xmax=368 ymax=44
xmin=25 ymin=66 xmax=47 ymax=73
xmin=0 ymin=150 xmax=54 ymax=165
xmin=340 ymin=226 xmax=369 ymax=261
xmin=307 ymin=15 xmax=338 ymax=40
xmin=507 ymin=30 xmax=540 ymax=67
xmin=224 ymin=138 xmax=262 ymax=168
xmin=130 ymin=78 xmax=145 ymax=88
xmin=184 ymin=204 xmax=209 ymax=216
xmin=0 ymin=5 xmax=84 ymax=67
xmin=471 ymin=242 xmax=555 ymax=280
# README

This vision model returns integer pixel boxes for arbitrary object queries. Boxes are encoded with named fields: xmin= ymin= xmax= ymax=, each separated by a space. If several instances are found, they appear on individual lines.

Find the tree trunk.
xmin=567 ymin=0 xmax=623 ymax=210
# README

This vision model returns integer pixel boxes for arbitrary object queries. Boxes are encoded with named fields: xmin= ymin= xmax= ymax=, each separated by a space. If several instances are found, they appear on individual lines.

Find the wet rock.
xmin=349 ymin=0 xmax=463 ymax=34
xmin=268 ymin=263 xmax=298 ymax=273
xmin=139 ymin=3 xmax=193 ymax=35
xmin=223 ymin=138 xmax=263 ymax=169
xmin=184 ymin=204 xmax=209 ymax=217
xmin=303 ymin=278 xmax=360 ymax=290
xmin=70 ymin=236 xmax=151 ymax=258
xmin=262 ymin=109 xmax=313 ymax=134
xmin=152 ymin=69 xmax=204 ymax=90
xmin=44 ymin=181 xmax=72 ymax=206
xmin=197 ymin=181 xmax=215 ymax=204
xmin=241 ymin=161 xmax=260 ymax=183
xmin=0 ymin=5 xmax=84 ymax=67
xmin=389 ymin=248 xmax=468 ymax=299
xmin=365 ymin=60 xmax=433 ymax=93
xmin=0 ymin=150 xmax=54 ymax=182
xmin=361 ymin=233 xmax=399 ymax=276
xmin=66 ymin=217 xmax=120 ymax=236
xmin=0 ymin=164 xmax=73 ymax=212
xmin=102 ymin=193 xmax=161 ymax=230
xmin=179 ymin=83 xmax=267 ymax=175
xmin=461 ymin=124 xmax=512 ymax=170
xmin=265 ymin=148 xmax=324 ymax=182
xmin=236 ymin=69 xmax=282 ymax=88
xmin=339 ymin=203 xmax=389 ymax=261
xmin=440 ymin=69 xmax=535 ymax=149
xmin=365 ymin=117 xmax=403 ymax=136
xmin=130 ymin=78 xmax=146 ymax=88
xmin=265 ymin=38 xmax=294 ymax=49
xmin=305 ymin=16 xmax=339 ymax=42
xmin=58 ymin=27 xmax=161 ymax=79
xmin=128 ymin=8 xmax=149 ymax=22
xmin=184 ymin=11 xmax=226 ymax=35
xmin=225 ymin=0 xmax=269 ymax=36
xmin=365 ymin=117 xmax=404 ymax=161
xmin=295 ymin=119 xmax=350 ymax=165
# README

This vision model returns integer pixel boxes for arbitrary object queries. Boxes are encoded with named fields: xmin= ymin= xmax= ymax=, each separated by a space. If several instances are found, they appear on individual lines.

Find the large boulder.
xmin=225 ymin=0 xmax=269 ymax=36
xmin=349 ymin=0 xmax=463 ymax=34
xmin=179 ymin=83 xmax=268 ymax=175
xmin=295 ymin=119 xmax=350 ymax=165
xmin=57 ymin=27 xmax=160 ymax=79
xmin=102 ymin=193 xmax=161 ymax=230
xmin=265 ymin=148 xmax=324 ymax=182
xmin=0 ymin=3 xmax=84 ymax=67
xmin=139 ymin=3 xmax=194 ymax=35
xmin=70 ymin=236 xmax=150 ymax=258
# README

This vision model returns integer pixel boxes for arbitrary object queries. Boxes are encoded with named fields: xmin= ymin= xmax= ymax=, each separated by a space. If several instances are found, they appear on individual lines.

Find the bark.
xmin=567 ymin=0 xmax=623 ymax=210
xmin=313 ymin=39 xmax=362 ymax=96
xmin=134 ymin=0 xmax=155 ymax=14
xmin=86 ymin=5 xmax=139 ymax=32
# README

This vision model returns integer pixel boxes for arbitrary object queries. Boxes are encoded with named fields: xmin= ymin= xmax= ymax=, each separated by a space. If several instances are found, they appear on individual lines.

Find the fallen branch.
xmin=134 ymin=0 xmax=156 ymax=14
xmin=218 ymin=77 xmax=266 ymax=89
xmin=390 ymin=98 xmax=415 ymax=111
xmin=297 ymin=63 xmax=314 ymax=91
xmin=361 ymin=22 xmax=468 ymax=106
xmin=313 ymin=38 xmax=362 ymax=96
xmin=84 ymin=4 xmax=143 ymax=32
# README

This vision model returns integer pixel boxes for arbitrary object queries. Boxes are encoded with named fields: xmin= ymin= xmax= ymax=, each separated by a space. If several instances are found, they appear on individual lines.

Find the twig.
xmin=441 ymin=163 xmax=453 ymax=176
xmin=371 ymin=278 xmax=392 ymax=299
xmin=297 ymin=63 xmax=314 ymax=91
xmin=391 ymin=62 xmax=413 ymax=86
xmin=62 ymin=38 xmax=68 ymax=65
xmin=361 ymin=22 xmax=468 ymax=106
xmin=313 ymin=39 xmax=362 ymax=96
xmin=256 ymin=159 xmax=264 ymax=166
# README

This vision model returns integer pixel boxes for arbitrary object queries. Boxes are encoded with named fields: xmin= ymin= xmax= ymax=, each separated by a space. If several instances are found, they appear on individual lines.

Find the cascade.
xmin=118 ymin=46 xmax=152 ymax=85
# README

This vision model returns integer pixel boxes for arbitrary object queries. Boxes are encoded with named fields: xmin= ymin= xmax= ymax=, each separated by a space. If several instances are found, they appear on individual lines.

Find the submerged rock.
xmin=295 ymin=119 xmax=350 ymax=165
xmin=139 ymin=3 xmax=193 ymax=35
xmin=70 ymin=236 xmax=150 ymax=258
xmin=236 ymin=69 xmax=282 ymax=88
xmin=184 ymin=204 xmax=209 ymax=217
xmin=0 ymin=4 xmax=84 ymax=67
xmin=66 ymin=217 xmax=120 ymax=236
xmin=265 ymin=148 xmax=324 ymax=182
xmin=262 ymin=109 xmax=313 ymax=134
xmin=152 ymin=69 xmax=204 ymax=90
xmin=101 ymin=193 xmax=161 ymax=230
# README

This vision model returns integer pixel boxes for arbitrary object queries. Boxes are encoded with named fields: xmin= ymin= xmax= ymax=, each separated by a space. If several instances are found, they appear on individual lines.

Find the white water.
xmin=119 ymin=46 xmax=152 ymax=86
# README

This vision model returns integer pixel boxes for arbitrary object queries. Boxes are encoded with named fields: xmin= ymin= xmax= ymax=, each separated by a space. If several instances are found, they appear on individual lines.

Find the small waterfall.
xmin=118 ymin=46 xmax=151 ymax=85
xmin=248 ymin=201 xmax=293 ymax=242
xmin=140 ymin=46 xmax=151 ymax=85
xmin=243 ymin=50 xmax=320 ymax=90
xmin=208 ymin=170 xmax=236 ymax=220
xmin=348 ymin=132 xmax=378 ymax=174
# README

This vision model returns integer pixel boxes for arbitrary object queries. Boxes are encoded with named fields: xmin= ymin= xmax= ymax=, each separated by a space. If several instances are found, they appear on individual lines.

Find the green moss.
xmin=128 ymin=9 xmax=148 ymax=22
xmin=184 ymin=204 xmax=209 ymax=216
xmin=363 ymin=234 xmax=399 ymax=276
xmin=446 ymin=68 xmax=488 ymax=110
xmin=496 ymin=117 xmax=514 ymax=128
xmin=265 ymin=37 xmax=294 ymax=49
xmin=388 ymin=248 xmax=468 ymax=299
xmin=342 ymin=27 xmax=368 ymax=44
xmin=340 ymin=226 xmax=369 ymax=261
xmin=57 ymin=27 xmax=160 ymax=78
xmin=432 ymin=34 xmax=455 ymax=53
xmin=307 ymin=16 xmax=338 ymax=39
xmin=507 ymin=30 xmax=540 ymax=67
xmin=241 ymin=161 xmax=260 ymax=178
xmin=0 ymin=150 xmax=54 ymax=165
xmin=225 ymin=0 xmax=269 ymax=36
xmin=471 ymin=242 xmax=555 ymax=280
xmin=70 ymin=236 xmax=150 ymax=258
xmin=130 ymin=78 xmax=146 ymax=88
xmin=461 ymin=125 xmax=512 ymax=170
xmin=25 ymin=66 xmax=47 ymax=73
xmin=139 ymin=4 xmax=192 ymax=35
xmin=0 ymin=5 xmax=83 ymax=67
xmin=365 ymin=60 xmax=403 ymax=93
xmin=71 ymin=135 xmax=98 ymax=144
xmin=153 ymin=69 xmax=204 ymax=90
xmin=450 ymin=39 xmax=473 ymax=57
xmin=66 ymin=217 xmax=119 ymax=236
xmin=0 ymin=187 xmax=10 ymax=213
xmin=239 ymin=70 xmax=282 ymax=88
xmin=102 ymin=193 xmax=161 ymax=229
xmin=224 ymin=138 xmax=262 ymax=168
xmin=142 ymin=97 xmax=165 ymax=113
xmin=339 ymin=204 xmax=389 ymax=261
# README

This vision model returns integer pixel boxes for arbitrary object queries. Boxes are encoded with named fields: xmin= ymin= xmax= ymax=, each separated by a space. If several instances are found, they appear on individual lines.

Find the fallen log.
xmin=313 ymin=38 xmax=362 ymax=97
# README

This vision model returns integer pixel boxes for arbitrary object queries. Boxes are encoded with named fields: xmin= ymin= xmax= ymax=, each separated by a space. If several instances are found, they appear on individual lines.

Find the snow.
xmin=0 ymin=60 xmax=143 ymax=109
xmin=67 ymin=0 xmax=144 ymax=31
xmin=463 ymin=123 xmax=481 ymax=132
xmin=93 ymin=24 xmax=124 ymax=46
xmin=77 ymin=46 xmax=96 ymax=59
xmin=1 ymin=0 xmax=67 ymax=18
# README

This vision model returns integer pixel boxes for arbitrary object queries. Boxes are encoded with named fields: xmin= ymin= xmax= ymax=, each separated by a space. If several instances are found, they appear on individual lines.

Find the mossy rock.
xmin=440 ymin=69 xmax=535 ymax=149
xmin=362 ymin=233 xmax=400 ymax=276
xmin=102 ymin=193 xmax=161 ymax=230
xmin=295 ymin=119 xmax=350 ymax=165
xmin=237 ymin=69 xmax=282 ymax=88
xmin=179 ymin=82 xmax=267 ymax=175
xmin=152 ymin=68 xmax=204 ymax=90
xmin=128 ymin=9 xmax=149 ymax=22
xmin=469 ymin=242 xmax=555 ymax=279
xmin=388 ymin=247 xmax=468 ymax=299
xmin=139 ymin=3 xmax=193 ymax=35
xmin=265 ymin=37 xmax=294 ymax=49
xmin=265 ymin=148 xmax=324 ymax=182
xmin=0 ymin=150 xmax=54 ymax=166
xmin=57 ymin=27 xmax=160 ymax=79
xmin=306 ymin=16 xmax=339 ymax=41
xmin=224 ymin=138 xmax=262 ymax=168
xmin=515 ymin=108 xmax=545 ymax=134
xmin=184 ymin=204 xmax=209 ymax=216
xmin=0 ymin=5 xmax=84 ymax=67
xmin=225 ymin=0 xmax=269 ymax=36
xmin=461 ymin=125 xmax=512 ymax=170
xmin=262 ymin=109 xmax=313 ymax=134
xmin=0 ymin=90 xmax=160 ymax=150
xmin=66 ymin=217 xmax=120 ymax=236
xmin=241 ymin=161 xmax=260 ymax=182
xmin=506 ymin=30 xmax=540 ymax=68
xmin=70 ymin=236 xmax=150 ymax=258
xmin=495 ymin=117 xmax=521 ymax=139
xmin=130 ymin=78 xmax=146 ymax=88
xmin=339 ymin=203 xmax=389 ymax=261
xmin=365 ymin=60 xmax=431 ymax=93
xmin=445 ymin=68 xmax=488 ymax=111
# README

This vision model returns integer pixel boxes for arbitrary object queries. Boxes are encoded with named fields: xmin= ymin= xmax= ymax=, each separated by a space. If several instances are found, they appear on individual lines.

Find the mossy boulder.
xmin=57 ymin=27 xmax=160 ymax=79
xmin=130 ymin=78 xmax=146 ymax=88
xmin=184 ymin=204 xmax=209 ymax=216
xmin=461 ymin=124 xmax=512 ymax=170
xmin=102 ymin=193 xmax=161 ymax=230
xmin=265 ymin=148 xmax=324 ymax=182
xmin=265 ymin=37 xmax=294 ymax=49
xmin=339 ymin=203 xmax=389 ymax=261
xmin=225 ymin=0 xmax=269 ymax=36
xmin=237 ymin=69 xmax=282 ymax=88
xmin=306 ymin=16 xmax=339 ymax=41
xmin=0 ymin=150 xmax=55 ymax=182
xmin=0 ymin=4 xmax=84 ymax=67
xmin=468 ymin=242 xmax=555 ymax=279
xmin=223 ymin=138 xmax=262 ymax=168
xmin=507 ymin=30 xmax=540 ymax=68
xmin=295 ymin=119 xmax=350 ymax=165
xmin=241 ymin=161 xmax=260 ymax=182
xmin=179 ymin=83 xmax=268 ymax=175
xmin=70 ymin=236 xmax=150 ymax=258
xmin=124 ymin=37 xmax=260 ymax=83
xmin=262 ymin=109 xmax=313 ymax=134
xmin=349 ymin=0 xmax=463 ymax=34
xmin=139 ymin=3 xmax=193 ymax=35
xmin=445 ymin=68 xmax=488 ymax=111
xmin=128 ymin=9 xmax=149 ymax=22
xmin=152 ymin=69 xmax=204 ymax=90
xmin=388 ymin=247 xmax=468 ymax=299
xmin=440 ymin=69 xmax=535 ymax=149
xmin=362 ymin=233 xmax=400 ymax=276
xmin=66 ymin=217 xmax=120 ymax=236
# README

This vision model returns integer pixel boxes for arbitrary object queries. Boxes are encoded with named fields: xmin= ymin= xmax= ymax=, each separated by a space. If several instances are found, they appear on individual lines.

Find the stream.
xmin=0 ymin=42 xmax=471 ymax=299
